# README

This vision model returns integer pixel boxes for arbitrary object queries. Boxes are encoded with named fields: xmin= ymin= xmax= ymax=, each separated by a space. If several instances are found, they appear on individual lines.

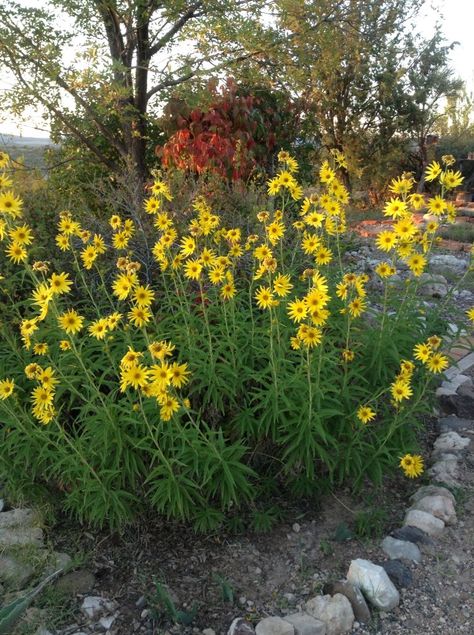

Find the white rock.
xmin=381 ymin=536 xmax=422 ymax=563
xmin=256 ymin=616 xmax=294 ymax=635
xmin=436 ymin=375 xmax=471 ymax=397
xmin=81 ymin=596 xmax=116 ymax=620
xmin=433 ymin=432 xmax=470 ymax=454
xmin=418 ymin=273 xmax=448 ymax=298
xmin=403 ymin=510 xmax=445 ymax=537
xmin=0 ymin=555 xmax=35 ymax=587
xmin=410 ymin=485 xmax=455 ymax=505
xmin=305 ymin=593 xmax=354 ymax=634
xmin=0 ymin=527 xmax=44 ymax=547
xmin=457 ymin=352 xmax=474 ymax=373
xmin=0 ymin=499 xmax=4 ymax=512
xmin=410 ymin=495 xmax=457 ymax=525
xmin=99 ymin=615 xmax=116 ymax=629
xmin=0 ymin=508 xmax=39 ymax=528
xmin=284 ymin=612 xmax=327 ymax=635
xmin=429 ymin=254 xmax=468 ymax=273
xmin=347 ymin=559 xmax=399 ymax=611
xmin=428 ymin=455 xmax=459 ymax=485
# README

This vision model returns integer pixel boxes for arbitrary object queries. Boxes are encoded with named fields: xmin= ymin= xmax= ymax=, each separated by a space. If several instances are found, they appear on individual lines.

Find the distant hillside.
xmin=0 ymin=133 xmax=58 ymax=170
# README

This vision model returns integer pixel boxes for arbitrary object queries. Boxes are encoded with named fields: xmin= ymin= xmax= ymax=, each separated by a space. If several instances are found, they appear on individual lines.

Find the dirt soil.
xmin=44 ymin=406 xmax=474 ymax=635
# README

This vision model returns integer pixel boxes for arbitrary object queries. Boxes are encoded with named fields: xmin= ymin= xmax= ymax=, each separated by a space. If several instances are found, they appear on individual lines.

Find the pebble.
xmin=99 ymin=615 xmax=115 ymax=629
xmin=347 ymin=559 xmax=399 ymax=610
xmin=81 ymin=596 xmax=116 ymax=620
xmin=403 ymin=509 xmax=445 ymax=537
xmin=202 ymin=630 xmax=216 ymax=635
xmin=305 ymin=593 xmax=354 ymax=634
xmin=292 ymin=523 xmax=301 ymax=533
xmin=135 ymin=595 xmax=146 ymax=608
xmin=381 ymin=536 xmax=422 ymax=563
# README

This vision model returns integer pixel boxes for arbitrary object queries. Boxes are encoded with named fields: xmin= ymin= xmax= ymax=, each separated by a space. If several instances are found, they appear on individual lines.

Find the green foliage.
xmin=354 ymin=508 xmax=388 ymax=540
xmin=319 ymin=539 xmax=334 ymax=556
xmin=0 ymin=571 xmax=62 ymax=635
xmin=213 ymin=574 xmax=235 ymax=603
xmin=0 ymin=151 xmax=469 ymax=532
xmin=149 ymin=580 xmax=198 ymax=626
xmin=332 ymin=522 xmax=353 ymax=543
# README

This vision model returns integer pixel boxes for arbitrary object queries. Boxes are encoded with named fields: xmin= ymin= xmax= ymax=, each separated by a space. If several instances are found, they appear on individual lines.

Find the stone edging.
xmin=227 ymin=352 xmax=474 ymax=635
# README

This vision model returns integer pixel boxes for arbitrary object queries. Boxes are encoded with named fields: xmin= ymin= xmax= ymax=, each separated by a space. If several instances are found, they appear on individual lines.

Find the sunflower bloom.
xmin=391 ymin=380 xmax=413 ymax=402
xmin=288 ymin=299 xmax=308 ymax=323
xmin=399 ymin=454 xmax=424 ymax=478
xmin=255 ymin=286 xmax=274 ymax=310
xmin=0 ymin=379 xmax=14 ymax=400
xmin=58 ymin=309 xmax=84 ymax=335
xmin=357 ymin=405 xmax=376 ymax=424
xmin=426 ymin=352 xmax=449 ymax=374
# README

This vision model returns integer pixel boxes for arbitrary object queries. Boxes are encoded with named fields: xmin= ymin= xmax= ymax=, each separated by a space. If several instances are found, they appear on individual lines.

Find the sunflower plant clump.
xmin=0 ymin=148 xmax=472 ymax=530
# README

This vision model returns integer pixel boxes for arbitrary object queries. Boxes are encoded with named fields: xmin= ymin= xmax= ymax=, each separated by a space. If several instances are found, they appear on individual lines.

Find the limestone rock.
xmin=255 ymin=616 xmax=294 ymax=635
xmin=410 ymin=495 xmax=457 ymax=525
xmin=283 ymin=612 xmax=327 ymax=635
xmin=436 ymin=415 xmax=473 ymax=434
xmin=323 ymin=580 xmax=371 ymax=623
xmin=429 ymin=254 xmax=468 ymax=274
xmin=346 ymin=559 xmax=399 ymax=611
xmin=403 ymin=510 xmax=445 ymax=537
xmin=428 ymin=455 xmax=459 ymax=485
xmin=0 ymin=508 xmax=39 ymax=529
xmin=409 ymin=485 xmax=455 ymax=505
xmin=305 ymin=593 xmax=354 ymax=634
xmin=381 ymin=536 xmax=422 ymax=563
xmin=439 ymin=381 xmax=474 ymax=418
xmin=0 ymin=527 xmax=44 ymax=548
xmin=0 ymin=555 xmax=35 ymax=588
xmin=433 ymin=432 xmax=470 ymax=455
xmin=418 ymin=273 xmax=448 ymax=298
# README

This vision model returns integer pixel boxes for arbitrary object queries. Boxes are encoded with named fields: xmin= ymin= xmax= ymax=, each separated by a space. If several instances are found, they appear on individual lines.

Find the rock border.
xmin=228 ymin=352 xmax=474 ymax=635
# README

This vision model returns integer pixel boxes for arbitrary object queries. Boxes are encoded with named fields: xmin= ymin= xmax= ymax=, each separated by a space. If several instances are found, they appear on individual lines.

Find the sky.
xmin=0 ymin=0 xmax=473 ymax=139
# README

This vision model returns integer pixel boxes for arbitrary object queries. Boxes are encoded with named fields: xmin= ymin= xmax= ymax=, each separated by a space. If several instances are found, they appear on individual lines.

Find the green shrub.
xmin=0 ymin=150 xmax=471 ymax=530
